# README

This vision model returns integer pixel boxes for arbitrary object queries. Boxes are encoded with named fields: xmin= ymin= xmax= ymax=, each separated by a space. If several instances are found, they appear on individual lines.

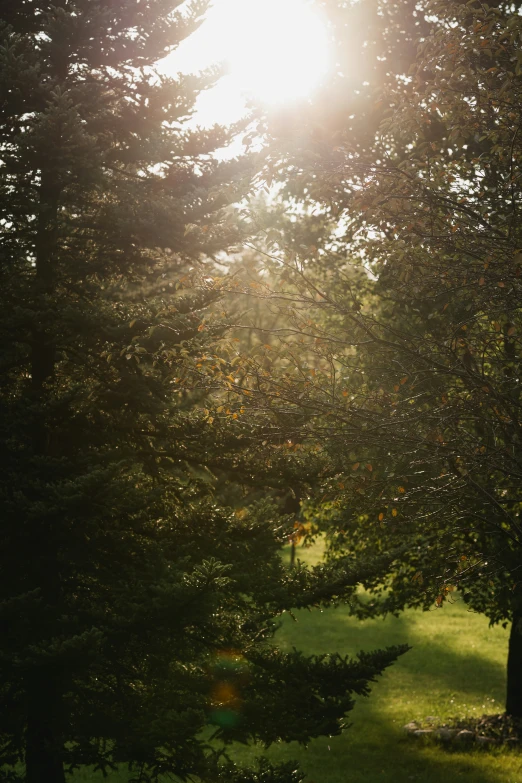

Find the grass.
xmin=73 ymin=541 xmax=522 ymax=783
xmin=228 ymin=542 xmax=521 ymax=783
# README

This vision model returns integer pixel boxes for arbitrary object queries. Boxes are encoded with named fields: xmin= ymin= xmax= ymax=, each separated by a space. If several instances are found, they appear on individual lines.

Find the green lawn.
xmin=74 ymin=542 xmax=521 ymax=783
xmin=228 ymin=542 xmax=521 ymax=783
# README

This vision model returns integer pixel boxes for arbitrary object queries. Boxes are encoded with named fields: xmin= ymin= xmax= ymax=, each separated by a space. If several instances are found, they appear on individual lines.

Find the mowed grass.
xmin=229 ymin=542 xmax=521 ymax=783
xmin=74 ymin=541 xmax=522 ymax=783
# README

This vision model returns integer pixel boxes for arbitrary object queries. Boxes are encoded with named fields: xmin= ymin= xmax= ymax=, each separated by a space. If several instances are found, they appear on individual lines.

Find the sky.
xmin=159 ymin=0 xmax=331 ymax=127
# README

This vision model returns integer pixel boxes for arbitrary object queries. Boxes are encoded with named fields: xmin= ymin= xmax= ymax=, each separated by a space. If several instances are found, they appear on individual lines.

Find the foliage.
xmin=234 ymin=0 xmax=522 ymax=714
xmin=0 ymin=2 xmax=408 ymax=782
xmin=65 ymin=544 xmax=518 ymax=783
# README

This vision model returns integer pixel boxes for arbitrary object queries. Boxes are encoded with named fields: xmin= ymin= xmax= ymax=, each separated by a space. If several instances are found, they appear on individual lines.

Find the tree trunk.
xmin=25 ymin=680 xmax=65 ymax=783
xmin=506 ymin=604 xmax=522 ymax=718
xmin=290 ymin=540 xmax=296 ymax=568
xmin=25 ymin=164 xmax=65 ymax=783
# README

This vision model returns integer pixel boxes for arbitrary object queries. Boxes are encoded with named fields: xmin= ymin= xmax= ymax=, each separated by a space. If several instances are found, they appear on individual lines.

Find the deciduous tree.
xmin=243 ymin=0 xmax=522 ymax=718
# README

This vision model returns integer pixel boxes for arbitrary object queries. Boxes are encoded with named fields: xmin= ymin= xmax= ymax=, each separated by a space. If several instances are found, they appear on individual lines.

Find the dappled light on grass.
xmin=226 ymin=543 xmax=516 ymax=783
xmin=70 ymin=548 xmax=516 ymax=783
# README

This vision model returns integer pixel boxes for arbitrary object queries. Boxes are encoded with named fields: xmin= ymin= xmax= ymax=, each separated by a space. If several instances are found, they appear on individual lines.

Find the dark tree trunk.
xmin=506 ymin=604 xmax=522 ymax=718
xmin=25 ymin=165 xmax=65 ymax=783
xmin=31 ymin=169 xmax=59 ymax=451
xmin=290 ymin=541 xmax=296 ymax=569
xmin=25 ymin=680 xmax=65 ymax=783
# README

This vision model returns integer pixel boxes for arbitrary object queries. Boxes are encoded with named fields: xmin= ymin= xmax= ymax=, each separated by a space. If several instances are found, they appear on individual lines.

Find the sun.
xmin=224 ymin=0 xmax=330 ymax=104
xmin=162 ymin=0 xmax=330 ymax=125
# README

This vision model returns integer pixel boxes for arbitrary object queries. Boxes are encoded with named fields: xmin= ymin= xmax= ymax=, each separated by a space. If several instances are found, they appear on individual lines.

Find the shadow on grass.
xmin=278 ymin=605 xmax=506 ymax=704
xmin=72 ymin=552 xmax=511 ymax=783
xmin=226 ymin=707 xmax=518 ymax=783
xmin=286 ymin=720 xmax=516 ymax=783
xmin=263 ymin=595 xmax=513 ymax=783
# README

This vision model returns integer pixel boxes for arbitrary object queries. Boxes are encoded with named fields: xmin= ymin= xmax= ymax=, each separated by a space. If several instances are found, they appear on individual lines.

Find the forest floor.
xmin=76 ymin=541 xmax=521 ymax=783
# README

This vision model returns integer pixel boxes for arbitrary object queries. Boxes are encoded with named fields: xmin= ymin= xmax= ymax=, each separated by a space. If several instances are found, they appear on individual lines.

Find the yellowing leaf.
xmin=400 ymin=376 xmax=408 ymax=385
xmin=378 ymin=512 xmax=384 ymax=521
xmin=366 ymin=463 xmax=373 ymax=472
xmin=479 ymin=277 xmax=485 ymax=286
xmin=352 ymin=462 xmax=360 ymax=471
xmin=392 ymin=508 xmax=398 ymax=517
xmin=398 ymin=486 xmax=406 ymax=494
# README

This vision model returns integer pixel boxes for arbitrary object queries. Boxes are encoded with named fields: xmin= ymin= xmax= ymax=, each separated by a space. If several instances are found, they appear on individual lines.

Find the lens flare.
xmin=208 ymin=650 xmax=247 ymax=729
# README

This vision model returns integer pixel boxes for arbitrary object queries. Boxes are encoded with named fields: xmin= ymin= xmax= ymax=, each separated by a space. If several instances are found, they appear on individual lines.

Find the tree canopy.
xmin=0 ymin=2 xmax=407 ymax=782
xmin=232 ymin=0 xmax=522 ymax=717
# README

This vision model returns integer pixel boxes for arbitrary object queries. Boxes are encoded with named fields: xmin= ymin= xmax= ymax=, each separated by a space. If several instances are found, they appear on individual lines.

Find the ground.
xmin=73 ymin=542 xmax=521 ymax=783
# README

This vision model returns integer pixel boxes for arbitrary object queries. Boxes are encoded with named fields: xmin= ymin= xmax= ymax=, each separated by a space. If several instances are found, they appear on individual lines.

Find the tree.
xmin=239 ymin=0 xmax=522 ymax=717
xmin=0 ymin=3 xmax=407 ymax=782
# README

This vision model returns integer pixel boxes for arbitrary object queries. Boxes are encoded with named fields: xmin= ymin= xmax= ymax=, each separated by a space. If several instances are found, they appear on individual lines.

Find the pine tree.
xmin=0 ymin=3 xmax=406 ymax=782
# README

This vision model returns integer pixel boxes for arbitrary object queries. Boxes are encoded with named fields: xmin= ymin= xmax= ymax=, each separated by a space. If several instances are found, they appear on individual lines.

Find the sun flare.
xmin=162 ymin=0 xmax=330 ymax=125
xmin=224 ymin=0 xmax=330 ymax=104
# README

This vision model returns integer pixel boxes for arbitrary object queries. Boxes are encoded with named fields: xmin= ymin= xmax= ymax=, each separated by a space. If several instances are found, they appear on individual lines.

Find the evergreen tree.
xmin=0 ymin=3 xmax=406 ymax=782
